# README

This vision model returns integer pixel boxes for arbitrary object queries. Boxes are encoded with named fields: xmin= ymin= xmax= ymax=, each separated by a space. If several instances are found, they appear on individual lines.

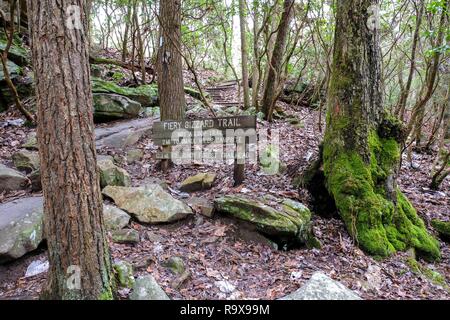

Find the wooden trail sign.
xmin=152 ymin=115 xmax=257 ymax=186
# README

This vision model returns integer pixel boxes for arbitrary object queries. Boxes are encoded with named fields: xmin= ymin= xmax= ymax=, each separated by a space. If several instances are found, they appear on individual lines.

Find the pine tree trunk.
xmin=157 ymin=0 xmax=186 ymax=121
xmin=239 ymin=0 xmax=250 ymax=109
xmin=27 ymin=0 xmax=114 ymax=299
xmin=323 ymin=0 xmax=439 ymax=261
xmin=261 ymin=0 xmax=294 ymax=121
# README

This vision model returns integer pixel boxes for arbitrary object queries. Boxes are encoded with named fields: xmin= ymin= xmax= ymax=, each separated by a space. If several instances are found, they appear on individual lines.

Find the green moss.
xmin=184 ymin=87 xmax=209 ymax=100
xmin=99 ymin=289 xmax=114 ymax=300
xmin=113 ymin=261 xmax=135 ymax=289
xmin=0 ymin=32 xmax=29 ymax=66
xmin=323 ymin=129 xmax=440 ymax=261
xmin=406 ymin=257 xmax=449 ymax=290
xmin=215 ymin=196 xmax=299 ymax=237
xmin=111 ymin=72 xmax=125 ymax=82
xmin=92 ymin=77 xmax=158 ymax=107
xmin=431 ymin=219 xmax=450 ymax=239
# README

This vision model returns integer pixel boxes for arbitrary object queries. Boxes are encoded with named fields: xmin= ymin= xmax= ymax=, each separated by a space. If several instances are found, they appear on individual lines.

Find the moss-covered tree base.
xmin=321 ymin=130 xmax=440 ymax=262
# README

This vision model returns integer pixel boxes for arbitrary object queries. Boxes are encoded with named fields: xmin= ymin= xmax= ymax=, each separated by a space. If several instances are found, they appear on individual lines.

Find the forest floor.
xmin=0 ymin=71 xmax=449 ymax=300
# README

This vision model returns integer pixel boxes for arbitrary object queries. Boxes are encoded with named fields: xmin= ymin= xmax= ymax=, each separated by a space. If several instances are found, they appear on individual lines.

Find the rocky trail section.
xmin=0 ymin=67 xmax=449 ymax=300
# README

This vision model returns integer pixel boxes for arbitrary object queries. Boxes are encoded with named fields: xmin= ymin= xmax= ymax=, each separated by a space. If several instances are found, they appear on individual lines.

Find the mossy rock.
xmin=214 ymin=195 xmax=316 ymax=248
xmin=431 ymin=220 xmax=450 ymax=242
xmin=97 ymin=159 xmax=131 ymax=188
xmin=0 ymin=197 xmax=44 ymax=263
xmin=242 ymin=107 xmax=257 ymax=116
xmin=162 ymin=256 xmax=186 ymax=275
xmin=93 ymin=93 xmax=142 ymax=122
xmin=260 ymin=145 xmax=285 ymax=175
xmin=184 ymin=87 xmax=209 ymax=100
xmin=22 ymin=132 xmax=38 ymax=150
xmin=113 ymin=260 xmax=135 ymax=288
xmin=12 ymin=150 xmax=40 ymax=173
xmin=92 ymin=77 xmax=158 ymax=108
xmin=0 ymin=32 xmax=30 ymax=66
xmin=225 ymin=106 xmax=241 ymax=115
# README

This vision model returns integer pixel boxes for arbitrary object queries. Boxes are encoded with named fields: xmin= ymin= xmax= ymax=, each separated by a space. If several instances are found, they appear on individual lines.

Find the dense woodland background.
xmin=0 ymin=0 xmax=449 ymax=300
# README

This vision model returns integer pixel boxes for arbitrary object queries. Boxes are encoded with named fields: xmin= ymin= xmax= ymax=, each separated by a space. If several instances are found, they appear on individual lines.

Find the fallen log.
xmin=89 ymin=56 xmax=155 ymax=75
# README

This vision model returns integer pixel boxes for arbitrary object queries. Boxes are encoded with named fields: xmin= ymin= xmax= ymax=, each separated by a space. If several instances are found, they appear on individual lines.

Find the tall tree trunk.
xmin=261 ymin=0 xmax=294 ymax=121
xmin=121 ymin=3 xmax=132 ymax=62
xmin=157 ymin=0 xmax=186 ymax=121
xmin=239 ymin=0 xmax=250 ymax=109
xmin=251 ymin=1 xmax=260 ymax=110
xmin=322 ymin=0 xmax=439 ymax=261
xmin=133 ymin=0 xmax=146 ymax=83
xmin=27 ymin=0 xmax=114 ymax=299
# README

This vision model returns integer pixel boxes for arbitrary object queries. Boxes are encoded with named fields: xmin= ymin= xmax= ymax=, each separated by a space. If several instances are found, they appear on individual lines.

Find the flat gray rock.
xmin=102 ymin=184 xmax=192 ymax=224
xmin=103 ymin=204 xmax=131 ymax=231
xmin=0 ymin=164 xmax=28 ymax=192
xmin=95 ymin=118 xmax=154 ymax=149
xmin=0 ymin=197 xmax=44 ymax=263
xmin=279 ymin=272 xmax=361 ymax=300
xmin=130 ymin=275 xmax=170 ymax=300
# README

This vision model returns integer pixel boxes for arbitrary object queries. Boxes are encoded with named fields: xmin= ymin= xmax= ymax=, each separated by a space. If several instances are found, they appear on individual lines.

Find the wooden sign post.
xmin=152 ymin=115 xmax=257 ymax=186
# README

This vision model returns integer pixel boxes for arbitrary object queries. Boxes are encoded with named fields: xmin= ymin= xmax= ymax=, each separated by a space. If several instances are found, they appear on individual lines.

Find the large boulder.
xmin=103 ymin=204 xmax=131 ymax=231
xmin=93 ymin=93 xmax=142 ymax=122
xmin=130 ymin=275 xmax=170 ymax=300
xmin=97 ymin=159 xmax=131 ymax=188
xmin=92 ymin=77 xmax=158 ymax=108
xmin=0 ymin=164 xmax=28 ymax=192
xmin=279 ymin=272 xmax=361 ymax=300
xmin=214 ymin=196 xmax=317 ymax=247
xmin=102 ymin=184 xmax=192 ymax=224
xmin=180 ymin=173 xmax=216 ymax=192
xmin=12 ymin=150 xmax=40 ymax=173
xmin=0 ymin=197 xmax=44 ymax=263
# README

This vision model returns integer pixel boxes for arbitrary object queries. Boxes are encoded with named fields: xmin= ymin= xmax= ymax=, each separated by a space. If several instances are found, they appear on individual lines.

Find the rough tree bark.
xmin=261 ymin=0 xmax=294 ymax=121
xmin=157 ymin=0 xmax=186 ymax=121
xmin=27 ymin=0 xmax=114 ymax=299
xmin=322 ymin=0 xmax=439 ymax=261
